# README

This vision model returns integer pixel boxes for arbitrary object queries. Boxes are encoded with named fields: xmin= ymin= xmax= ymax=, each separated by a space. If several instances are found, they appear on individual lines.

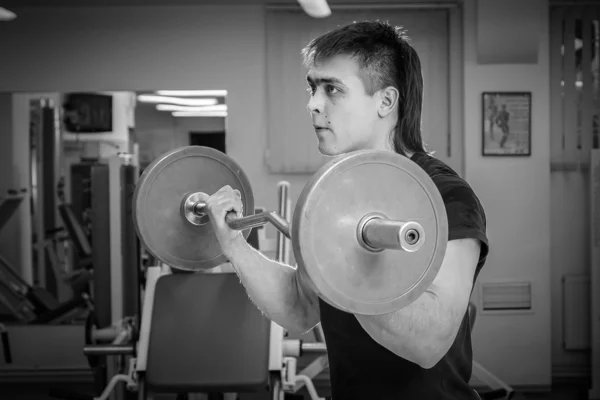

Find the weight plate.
xmin=133 ymin=146 xmax=254 ymax=272
xmin=292 ymin=150 xmax=448 ymax=315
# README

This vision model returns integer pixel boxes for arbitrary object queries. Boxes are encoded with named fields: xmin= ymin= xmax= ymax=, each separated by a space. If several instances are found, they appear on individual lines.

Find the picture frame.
xmin=482 ymin=92 xmax=532 ymax=156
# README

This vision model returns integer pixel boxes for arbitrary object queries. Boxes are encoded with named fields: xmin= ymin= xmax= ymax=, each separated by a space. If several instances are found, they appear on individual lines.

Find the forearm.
xmin=355 ymin=286 xmax=465 ymax=368
xmin=223 ymin=234 xmax=320 ymax=334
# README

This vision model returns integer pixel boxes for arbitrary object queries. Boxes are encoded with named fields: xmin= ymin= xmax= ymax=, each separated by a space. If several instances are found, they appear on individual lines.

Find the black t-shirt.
xmin=319 ymin=152 xmax=489 ymax=400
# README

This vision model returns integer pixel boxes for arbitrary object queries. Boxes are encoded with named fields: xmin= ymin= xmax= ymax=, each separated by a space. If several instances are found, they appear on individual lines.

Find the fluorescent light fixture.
xmin=156 ymin=90 xmax=228 ymax=97
xmin=297 ymin=0 xmax=331 ymax=18
xmin=172 ymin=111 xmax=228 ymax=118
xmin=156 ymin=104 xmax=227 ymax=112
xmin=137 ymin=94 xmax=218 ymax=106
xmin=0 ymin=7 xmax=16 ymax=21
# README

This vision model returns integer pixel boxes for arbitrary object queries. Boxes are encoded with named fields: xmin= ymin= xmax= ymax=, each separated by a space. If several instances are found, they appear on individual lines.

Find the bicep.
xmin=431 ymin=238 xmax=480 ymax=295
xmin=428 ymin=238 xmax=481 ymax=328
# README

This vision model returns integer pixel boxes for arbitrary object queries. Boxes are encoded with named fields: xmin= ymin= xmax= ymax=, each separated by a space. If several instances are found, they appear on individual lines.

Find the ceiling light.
xmin=172 ymin=111 xmax=228 ymax=118
xmin=0 ymin=7 xmax=16 ymax=21
xmin=156 ymin=104 xmax=227 ymax=112
xmin=137 ymin=94 xmax=218 ymax=106
xmin=297 ymin=0 xmax=331 ymax=18
xmin=156 ymin=90 xmax=228 ymax=97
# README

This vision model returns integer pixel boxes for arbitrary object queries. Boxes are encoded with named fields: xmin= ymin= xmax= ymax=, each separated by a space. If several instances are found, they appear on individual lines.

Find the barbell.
xmin=132 ymin=146 xmax=448 ymax=315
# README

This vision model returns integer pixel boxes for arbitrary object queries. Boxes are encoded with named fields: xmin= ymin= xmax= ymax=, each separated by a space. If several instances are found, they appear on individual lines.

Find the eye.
xmin=306 ymin=85 xmax=316 ymax=96
xmin=326 ymin=85 xmax=340 ymax=94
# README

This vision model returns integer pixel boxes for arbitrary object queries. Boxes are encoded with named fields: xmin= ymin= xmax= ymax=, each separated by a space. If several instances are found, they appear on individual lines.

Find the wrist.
xmin=221 ymin=233 xmax=248 ymax=261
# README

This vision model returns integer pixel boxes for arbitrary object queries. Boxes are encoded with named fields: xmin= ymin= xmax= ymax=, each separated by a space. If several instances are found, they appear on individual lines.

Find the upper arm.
xmin=429 ymin=180 xmax=489 ymax=335
xmin=430 ymin=238 xmax=480 ymax=314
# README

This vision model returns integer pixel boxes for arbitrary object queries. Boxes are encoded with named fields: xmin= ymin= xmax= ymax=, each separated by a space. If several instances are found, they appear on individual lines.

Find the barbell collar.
xmin=301 ymin=342 xmax=327 ymax=354
xmin=359 ymin=214 xmax=425 ymax=253
xmin=283 ymin=340 xmax=328 ymax=357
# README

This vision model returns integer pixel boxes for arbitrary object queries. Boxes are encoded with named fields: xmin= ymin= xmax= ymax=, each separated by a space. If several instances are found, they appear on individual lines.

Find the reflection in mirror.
xmin=0 ymin=89 xmax=227 ymax=386
xmin=134 ymin=90 xmax=227 ymax=169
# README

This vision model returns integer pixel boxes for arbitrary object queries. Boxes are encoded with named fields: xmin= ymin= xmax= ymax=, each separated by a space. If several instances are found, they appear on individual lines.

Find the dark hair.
xmin=301 ymin=20 xmax=428 ymax=156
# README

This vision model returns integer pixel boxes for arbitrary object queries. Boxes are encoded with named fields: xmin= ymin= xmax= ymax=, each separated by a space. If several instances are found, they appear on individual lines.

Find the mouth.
xmin=313 ymin=125 xmax=329 ymax=131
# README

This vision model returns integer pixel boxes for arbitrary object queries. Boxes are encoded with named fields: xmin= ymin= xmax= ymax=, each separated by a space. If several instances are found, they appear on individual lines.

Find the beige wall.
xmin=0 ymin=0 xmax=577 ymax=389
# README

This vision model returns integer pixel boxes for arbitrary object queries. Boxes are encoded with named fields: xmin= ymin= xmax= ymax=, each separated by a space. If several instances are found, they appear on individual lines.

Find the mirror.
xmin=133 ymin=90 xmax=228 ymax=169
xmin=0 ymin=89 xmax=228 ymax=327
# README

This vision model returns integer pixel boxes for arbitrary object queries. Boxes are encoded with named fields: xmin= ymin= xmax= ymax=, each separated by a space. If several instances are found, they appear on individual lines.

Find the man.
xmin=201 ymin=21 xmax=489 ymax=400
xmin=496 ymin=104 xmax=511 ymax=148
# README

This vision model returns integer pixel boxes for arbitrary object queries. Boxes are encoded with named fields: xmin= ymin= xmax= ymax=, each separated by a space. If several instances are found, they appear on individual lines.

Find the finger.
xmin=233 ymin=189 xmax=241 ymax=199
xmin=214 ymin=198 xmax=243 ymax=217
xmin=217 ymin=185 xmax=233 ymax=195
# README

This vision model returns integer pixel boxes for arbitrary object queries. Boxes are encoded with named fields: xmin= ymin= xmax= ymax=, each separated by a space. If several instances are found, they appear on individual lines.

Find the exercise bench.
xmin=145 ymin=271 xmax=272 ymax=397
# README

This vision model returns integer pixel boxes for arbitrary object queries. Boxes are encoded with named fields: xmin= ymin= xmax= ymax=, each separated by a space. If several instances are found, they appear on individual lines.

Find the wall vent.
xmin=481 ymin=282 xmax=532 ymax=311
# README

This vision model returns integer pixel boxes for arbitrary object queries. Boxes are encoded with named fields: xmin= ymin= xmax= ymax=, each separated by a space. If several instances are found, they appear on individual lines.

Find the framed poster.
xmin=482 ymin=92 xmax=531 ymax=156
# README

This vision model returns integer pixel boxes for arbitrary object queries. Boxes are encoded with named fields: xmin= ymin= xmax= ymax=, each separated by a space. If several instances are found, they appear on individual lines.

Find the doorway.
xmin=189 ymin=131 xmax=226 ymax=154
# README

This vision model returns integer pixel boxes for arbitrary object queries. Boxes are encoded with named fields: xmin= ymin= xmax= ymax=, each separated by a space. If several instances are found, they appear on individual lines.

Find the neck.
xmin=369 ymin=124 xmax=413 ymax=159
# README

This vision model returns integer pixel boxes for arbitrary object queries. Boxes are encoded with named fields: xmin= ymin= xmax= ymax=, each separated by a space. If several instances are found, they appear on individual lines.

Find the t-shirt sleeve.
xmin=438 ymin=178 xmax=490 ymax=267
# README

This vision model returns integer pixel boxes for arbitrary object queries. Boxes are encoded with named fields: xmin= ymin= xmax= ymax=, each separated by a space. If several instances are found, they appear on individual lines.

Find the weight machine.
xmin=75 ymin=181 xmax=330 ymax=400
xmin=0 ymin=190 xmax=94 ymax=325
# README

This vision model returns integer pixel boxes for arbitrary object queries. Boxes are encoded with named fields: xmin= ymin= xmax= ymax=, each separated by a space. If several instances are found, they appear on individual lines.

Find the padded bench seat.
xmin=145 ymin=272 xmax=272 ymax=394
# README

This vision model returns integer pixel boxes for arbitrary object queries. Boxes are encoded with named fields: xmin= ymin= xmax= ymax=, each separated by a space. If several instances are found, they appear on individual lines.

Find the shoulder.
xmin=410 ymin=152 xmax=489 ymax=266
xmin=410 ymin=152 xmax=481 ymax=206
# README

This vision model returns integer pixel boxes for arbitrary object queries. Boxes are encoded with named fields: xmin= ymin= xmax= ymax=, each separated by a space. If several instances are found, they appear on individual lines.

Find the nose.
xmin=306 ymin=92 xmax=324 ymax=114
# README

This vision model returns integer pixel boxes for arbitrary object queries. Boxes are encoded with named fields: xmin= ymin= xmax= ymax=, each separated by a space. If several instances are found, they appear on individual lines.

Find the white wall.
xmin=464 ymin=0 xmax=552 ymax=387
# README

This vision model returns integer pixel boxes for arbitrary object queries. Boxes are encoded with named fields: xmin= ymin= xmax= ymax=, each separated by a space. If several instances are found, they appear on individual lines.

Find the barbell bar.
xmin=84 ymin=344 xmax=136 ymax=357
xmin=182 ymin=196 xmax=422 ymax=252
xmin=182 ymin=195 xmax=292 ymax=239
xmin=133 ymin=146 xmax=448 ymax=315
xmin=82 ymin=341 xmax=326 ymax=358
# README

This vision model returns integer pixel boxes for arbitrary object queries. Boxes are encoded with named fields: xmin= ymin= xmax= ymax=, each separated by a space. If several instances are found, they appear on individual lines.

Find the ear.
xmin=377 ymin=86 xmax=399 ymax=118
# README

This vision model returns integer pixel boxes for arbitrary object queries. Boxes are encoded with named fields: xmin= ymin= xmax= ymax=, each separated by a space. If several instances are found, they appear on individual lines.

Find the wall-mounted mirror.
xmin=0 ymin=88 xmax=231 ymax=393
xmin=0 ymin=88 xmax=228 ymax=326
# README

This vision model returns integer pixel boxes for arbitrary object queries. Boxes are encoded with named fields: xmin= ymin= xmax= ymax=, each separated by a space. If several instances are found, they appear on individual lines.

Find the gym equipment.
xmin=133 ymin=146 xmax=448 ymax=316
xmin=30 ymin=98 xmax=65 ymax=299
xmin=78 ymin=179 xmax=329 ymax=400
xmin=0 ymin=193 xmax=92 ymax=324
xmin=42 ymin=154 xmax=141 ymax=400
xmin=273 ymin=182 xmax=329 ymax=400
xmin=469 ymin=302 xmax=517 ymax=400
xmin=70 ymin=161 xmax=113 ymax=330
xmin=133 ymin=146 xmax=255 ymax=271
xmin=0 ymin=192 xmax=39 ymax=321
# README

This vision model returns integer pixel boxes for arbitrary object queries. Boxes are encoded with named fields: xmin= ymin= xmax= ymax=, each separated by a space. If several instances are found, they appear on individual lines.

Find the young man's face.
xmin=306 ymin=54 xmax=384 ymax=156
